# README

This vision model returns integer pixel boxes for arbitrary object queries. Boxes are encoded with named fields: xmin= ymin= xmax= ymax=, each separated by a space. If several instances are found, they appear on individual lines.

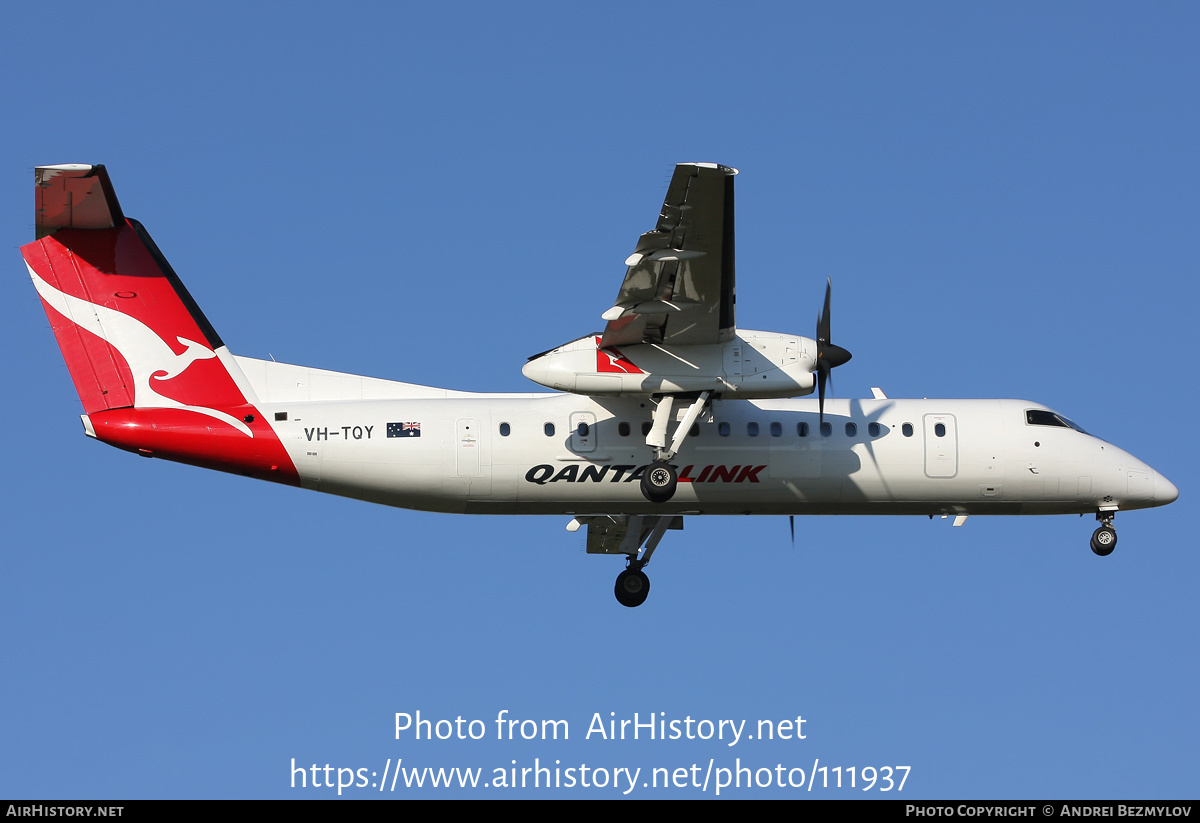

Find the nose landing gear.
xmin=1091 ymin=512 xmax=1117 ymax=556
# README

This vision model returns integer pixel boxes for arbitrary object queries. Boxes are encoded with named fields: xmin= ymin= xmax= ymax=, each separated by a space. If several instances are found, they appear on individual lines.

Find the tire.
xmin=614 ymin=569 xmax=650 ymax=607
xmin=640 ymin=461 xmax=677 ymax=503
xmin=1090 ymin=526 xmax=1117 ymax=557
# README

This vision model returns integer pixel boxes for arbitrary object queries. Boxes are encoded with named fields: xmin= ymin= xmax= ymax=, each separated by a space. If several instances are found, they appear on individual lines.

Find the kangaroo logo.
xmin=28 ymin=265 xmax=253 ymax=437
xmin=594 ymin=336 xmax=644 ymax=374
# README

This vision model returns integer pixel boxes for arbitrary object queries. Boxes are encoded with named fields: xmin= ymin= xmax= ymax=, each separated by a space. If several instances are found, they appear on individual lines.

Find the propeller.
xmin=815 ymin=278 xmax=852 ymax=424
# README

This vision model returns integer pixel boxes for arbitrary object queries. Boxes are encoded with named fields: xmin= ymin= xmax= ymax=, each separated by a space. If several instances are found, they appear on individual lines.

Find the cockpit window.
xmin=1025 ymin=409 xmax=1088 ymax=433
xmin=1062 ymin=417 xmax=1087 ymax=434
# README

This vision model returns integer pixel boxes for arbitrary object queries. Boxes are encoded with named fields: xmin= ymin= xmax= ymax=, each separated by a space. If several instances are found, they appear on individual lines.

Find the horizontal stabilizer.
xmin=35 ymin=164 xmax=124 ymax=239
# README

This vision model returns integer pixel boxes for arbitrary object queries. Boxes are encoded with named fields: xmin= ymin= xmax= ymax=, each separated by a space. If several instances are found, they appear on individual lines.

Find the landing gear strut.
xmin=638 ymin=391 xmax=710 ymax=503
xmin=1091 ymin=512 xmax=1117 ymax=556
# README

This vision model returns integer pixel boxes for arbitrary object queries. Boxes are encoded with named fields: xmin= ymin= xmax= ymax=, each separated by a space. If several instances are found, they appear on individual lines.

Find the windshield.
xmin=1025 ymin=409 xmax=1088 ymax=434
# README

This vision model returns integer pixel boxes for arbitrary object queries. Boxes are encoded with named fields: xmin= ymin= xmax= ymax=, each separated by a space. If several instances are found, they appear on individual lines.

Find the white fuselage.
xmin=250 ymin=382 xmax=1174 ymax=518
xmin=26 ymin=163 xmax=1179 ymax=611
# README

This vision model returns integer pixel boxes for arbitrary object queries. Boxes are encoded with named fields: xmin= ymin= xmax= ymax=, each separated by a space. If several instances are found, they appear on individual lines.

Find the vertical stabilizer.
xmin=22 ymin=165 xmax=298 ymax=485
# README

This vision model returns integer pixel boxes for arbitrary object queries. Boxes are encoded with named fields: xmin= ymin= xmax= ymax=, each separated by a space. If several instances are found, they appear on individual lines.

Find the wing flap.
xmin=601 ymin=163 xmax=737 ymax=348
xmin=584 ymin=515 xmax=683 ymax=554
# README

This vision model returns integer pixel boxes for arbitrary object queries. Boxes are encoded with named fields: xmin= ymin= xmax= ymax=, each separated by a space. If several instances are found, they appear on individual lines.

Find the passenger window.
xmin=903 ymin=423 xmax=914 ymax=437
xmin=747 ymin=422 xmax=759 ymax=436
xmin=618 ymin=422 xmax=630 ymax=437
xmin=868 ymin=422 xmax=880 ymax=437
xmin=689 ymin=423 xmax=699 ymax=437
xmin=770 ymin=422 xmax=782 ymax=437
xmin=641 ymin=422 xmax=652 ymax=436
xmin=821 ymin=422 xmax=832 ymax=437
xmin=718 ymin=422 xmax=730 ymax=437
xmin=798 ymin=422 xmax=809 ymax=437
xmin=935 ymin=423 xmax=946 ymax=437
xmin=544 ymin=422 xmax=555 ymax=437
xmin=577 ymin=422 xmax=589 ymax=437
xmin=845 ymin=422 xmax=857 ymax=437
xmin=499 ymin=422 xmax=511 ymax=437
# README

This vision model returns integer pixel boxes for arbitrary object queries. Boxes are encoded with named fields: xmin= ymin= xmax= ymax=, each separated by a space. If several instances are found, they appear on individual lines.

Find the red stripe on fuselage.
xmin=88 ymin=407 xmax=300 ymax=485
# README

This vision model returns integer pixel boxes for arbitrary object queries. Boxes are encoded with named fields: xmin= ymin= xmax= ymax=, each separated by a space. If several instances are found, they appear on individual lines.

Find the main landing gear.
xmin=615 ymin=560 xmax=650 ymax=608
xmin=638 ymin=391 xmax=711 ymax=504
xmin=572 ymin=514 xmax=678 ymax=607
xmin=610 ymin=515 xmax=676 ymax=607
xmin=640 ymin=462 xmax=678 ymax=504
xmin=1090 ymin=511 xmax=1118 ymax=557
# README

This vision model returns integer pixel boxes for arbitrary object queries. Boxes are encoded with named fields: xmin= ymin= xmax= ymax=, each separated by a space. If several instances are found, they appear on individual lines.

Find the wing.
xmin=600 ymin=163 xmax=737 ymax=348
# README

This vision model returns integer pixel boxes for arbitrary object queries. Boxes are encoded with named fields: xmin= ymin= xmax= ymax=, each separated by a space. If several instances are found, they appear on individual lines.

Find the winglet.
xmin=35 ymin=164 xmax=124 ymax=239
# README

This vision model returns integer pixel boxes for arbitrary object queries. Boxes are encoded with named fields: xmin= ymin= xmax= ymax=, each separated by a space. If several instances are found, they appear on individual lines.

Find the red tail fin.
xmin=23 ymin=165 xmax=298 ymax=484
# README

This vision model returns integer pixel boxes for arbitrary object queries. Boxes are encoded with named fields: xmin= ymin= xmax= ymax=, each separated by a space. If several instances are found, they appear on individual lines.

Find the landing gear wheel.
xmin=1091 ymin=525 xmax=1117 ymax=556
xmin=614 ymin=568 xmax=650 ymax=608
xmin=640 ymin=461 xmax=677 ymax=503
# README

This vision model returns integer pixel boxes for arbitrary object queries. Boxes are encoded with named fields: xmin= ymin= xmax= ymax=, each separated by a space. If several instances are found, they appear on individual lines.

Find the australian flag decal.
xmin=388 ymin=421 xmax=421 ymax=438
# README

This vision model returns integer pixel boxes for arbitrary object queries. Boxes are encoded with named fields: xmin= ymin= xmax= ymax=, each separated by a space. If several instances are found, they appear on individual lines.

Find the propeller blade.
xmin=818 ymin=279 xmax=832 ymax=347
xmin=817 ymin=360 xmax=828 ymax=423
xmin=814 ymin=279 xmax=852 ymax=425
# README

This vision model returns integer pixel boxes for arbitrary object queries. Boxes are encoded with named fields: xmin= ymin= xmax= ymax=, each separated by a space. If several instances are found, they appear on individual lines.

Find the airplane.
xmin=22 ymin=162 xmax=1178 ymax=607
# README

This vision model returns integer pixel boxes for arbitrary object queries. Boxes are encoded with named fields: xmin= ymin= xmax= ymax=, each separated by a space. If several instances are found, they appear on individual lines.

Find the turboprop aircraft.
xmin=23 ymin=163 xmax=1177 ymax=607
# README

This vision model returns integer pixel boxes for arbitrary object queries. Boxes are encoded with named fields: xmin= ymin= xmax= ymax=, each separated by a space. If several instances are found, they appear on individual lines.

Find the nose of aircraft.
xmin=1154 ymin=470 xmax=1179 ymax=505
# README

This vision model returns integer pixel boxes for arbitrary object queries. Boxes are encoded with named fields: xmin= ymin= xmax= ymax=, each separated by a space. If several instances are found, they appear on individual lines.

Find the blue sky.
xmin=2 ymin=1 xmax=1196 ymax=798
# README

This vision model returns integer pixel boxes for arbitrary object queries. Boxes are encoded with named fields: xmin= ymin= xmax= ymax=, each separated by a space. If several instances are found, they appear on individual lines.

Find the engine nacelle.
xmin=522 ymin=330 xmax=817 ymax=398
